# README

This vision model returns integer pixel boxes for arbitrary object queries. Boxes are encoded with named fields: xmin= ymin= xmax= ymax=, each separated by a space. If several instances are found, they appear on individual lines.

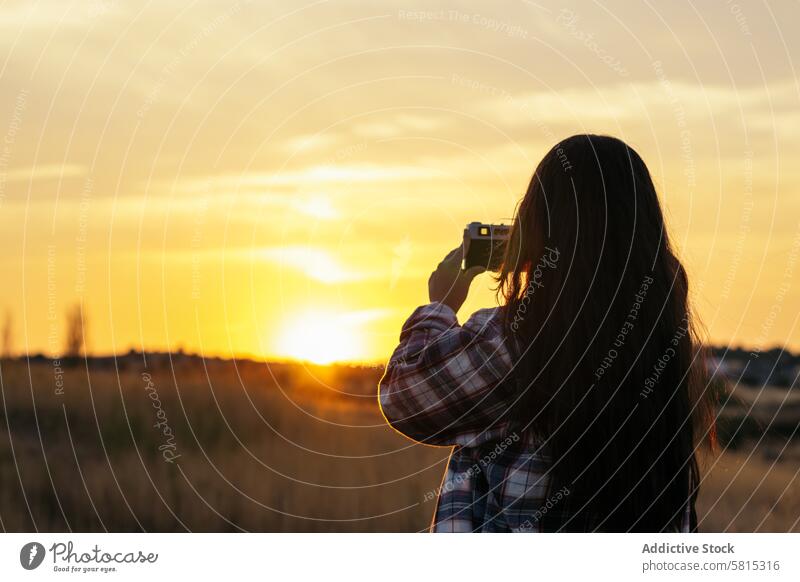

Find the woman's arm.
xmin=378 ymin=302 xmax=514 ymax=446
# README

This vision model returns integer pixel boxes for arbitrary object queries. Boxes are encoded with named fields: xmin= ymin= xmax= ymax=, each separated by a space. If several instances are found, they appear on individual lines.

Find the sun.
xmin=275 ymin=311 xmax=364 ymax=365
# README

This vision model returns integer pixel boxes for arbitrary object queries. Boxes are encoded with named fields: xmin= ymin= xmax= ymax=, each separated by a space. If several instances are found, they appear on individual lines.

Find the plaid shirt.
xmin=379 ymin=302 xmax=691 ymax=533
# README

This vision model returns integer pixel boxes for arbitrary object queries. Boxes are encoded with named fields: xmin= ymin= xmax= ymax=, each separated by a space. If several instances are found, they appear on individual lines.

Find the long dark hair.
xmin=498 ymin=134 xmax=717 ymax=532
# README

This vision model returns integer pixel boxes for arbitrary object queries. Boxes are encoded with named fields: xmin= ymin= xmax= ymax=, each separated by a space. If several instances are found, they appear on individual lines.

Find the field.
xmin=0 ymin=356 xmax=798 ymax=532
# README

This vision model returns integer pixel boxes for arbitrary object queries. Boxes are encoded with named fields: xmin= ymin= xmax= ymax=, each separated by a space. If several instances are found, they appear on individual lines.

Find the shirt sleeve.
xmin=378 ymin=302 xmax=515 ymax=447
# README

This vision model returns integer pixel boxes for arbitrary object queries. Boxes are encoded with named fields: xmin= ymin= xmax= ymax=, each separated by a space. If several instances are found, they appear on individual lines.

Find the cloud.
xmin=166 ymin=164 xmax=441 ymax=199
xmin=467 ymin=78 xmax=800 ymax=130
xmin=283 ymin=133 xmax=339 ymax=153
xmin=0 ymin=1 xmax=90 ymax=29
xmin=257 ymin=246 xmax=360 ymax=284
xmin=352 ymin=113 xmax=447 ymax=139
xmin=1 ymin=163 xmax=87 ymax=182
xmin=291 ymin=195 xmax=339 ymax=220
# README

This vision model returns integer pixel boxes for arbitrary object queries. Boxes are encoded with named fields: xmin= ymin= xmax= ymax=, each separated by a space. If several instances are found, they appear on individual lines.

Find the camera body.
xmin=462 ymin=222 xmax=510 ymax=271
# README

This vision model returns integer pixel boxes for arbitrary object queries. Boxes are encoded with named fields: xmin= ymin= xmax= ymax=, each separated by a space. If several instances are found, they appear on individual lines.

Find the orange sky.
xmin=1 ymin=0 xmax=799 ymax=363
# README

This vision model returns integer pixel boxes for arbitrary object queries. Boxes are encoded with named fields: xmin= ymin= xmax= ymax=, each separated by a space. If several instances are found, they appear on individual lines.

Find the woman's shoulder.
xmin=463 ymin=306 xmax=505 ymax=335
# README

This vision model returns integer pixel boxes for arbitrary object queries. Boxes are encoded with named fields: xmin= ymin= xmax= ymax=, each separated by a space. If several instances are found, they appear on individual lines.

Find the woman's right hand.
xmin=428 ymin=246 xmax=485 ymax=312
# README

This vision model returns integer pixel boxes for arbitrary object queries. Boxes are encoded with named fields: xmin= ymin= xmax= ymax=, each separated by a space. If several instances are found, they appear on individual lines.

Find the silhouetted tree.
xmin=65 ymin=303 xmax=87 ymax=358
xmin=1 ymin=310 xmax=12 ymax=359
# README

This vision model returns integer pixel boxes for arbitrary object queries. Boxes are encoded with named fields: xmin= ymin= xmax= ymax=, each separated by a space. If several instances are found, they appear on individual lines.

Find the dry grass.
xmin=696 ymin=445 xmax=800 ymax=532
xmin=0 ymin=357 xmax=797 ymax=532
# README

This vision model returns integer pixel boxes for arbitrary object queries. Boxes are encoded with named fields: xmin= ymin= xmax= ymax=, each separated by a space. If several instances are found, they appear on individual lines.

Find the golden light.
xmin=275 ymin=311 xmax=365 ymax=365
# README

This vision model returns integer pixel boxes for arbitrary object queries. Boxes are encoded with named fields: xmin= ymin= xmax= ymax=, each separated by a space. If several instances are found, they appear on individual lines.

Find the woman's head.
xmin=499 ymin=134 xmax=717 ymax=531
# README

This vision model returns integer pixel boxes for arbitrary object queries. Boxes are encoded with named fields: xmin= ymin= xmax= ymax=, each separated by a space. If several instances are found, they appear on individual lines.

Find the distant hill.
xmin=16 ymin=342 xmax=800 ymax=391
xmin=709 ymin=346 xmax=800 ymax=389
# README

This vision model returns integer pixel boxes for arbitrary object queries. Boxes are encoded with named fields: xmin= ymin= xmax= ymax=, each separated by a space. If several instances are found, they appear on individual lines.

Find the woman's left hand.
xmin=428 ymin=246 xmax=485 ymax=312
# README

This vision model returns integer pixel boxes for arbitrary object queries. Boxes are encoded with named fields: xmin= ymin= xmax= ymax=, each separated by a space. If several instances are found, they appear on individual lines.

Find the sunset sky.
xmin=1 ymin=0 xmax=799 ymax=363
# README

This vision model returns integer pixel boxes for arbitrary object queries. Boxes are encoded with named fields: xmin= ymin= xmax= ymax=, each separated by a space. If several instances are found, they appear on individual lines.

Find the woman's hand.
xmin=428 ymin=247 xmax=485 ymax=312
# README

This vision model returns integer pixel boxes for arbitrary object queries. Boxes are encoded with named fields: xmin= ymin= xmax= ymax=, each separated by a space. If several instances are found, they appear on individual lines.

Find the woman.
xmin=379 ymin=134 xmax=717 ymax=532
